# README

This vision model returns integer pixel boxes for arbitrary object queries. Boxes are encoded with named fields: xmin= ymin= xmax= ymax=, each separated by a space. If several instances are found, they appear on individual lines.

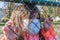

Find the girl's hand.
xmin=5 ymin=20 xmax=14 ymax=26
xmin=2 ymin=20 xmax=18 ymax=40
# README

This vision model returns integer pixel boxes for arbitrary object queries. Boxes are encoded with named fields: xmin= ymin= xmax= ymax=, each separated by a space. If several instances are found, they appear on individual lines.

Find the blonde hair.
xmin=11 ymin=5 xmax=30 ymax=28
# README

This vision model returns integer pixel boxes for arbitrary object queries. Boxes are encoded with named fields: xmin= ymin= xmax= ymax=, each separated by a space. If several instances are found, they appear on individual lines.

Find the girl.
xmin=22 ymin=4 xmax=41 ymax=40
xmin=1 ymin=4 xmax=41 ymax=40
xmin=41 ymin=15 xmax=58 ymax=40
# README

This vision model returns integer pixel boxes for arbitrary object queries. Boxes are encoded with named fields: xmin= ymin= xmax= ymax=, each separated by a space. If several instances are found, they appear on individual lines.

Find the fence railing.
xmin=0 ymin=0 xmax=60 ymax=6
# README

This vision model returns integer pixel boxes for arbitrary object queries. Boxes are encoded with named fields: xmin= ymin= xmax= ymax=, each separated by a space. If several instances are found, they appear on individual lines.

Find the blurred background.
xmin=0 ymin=0 xmax=60 ymax=40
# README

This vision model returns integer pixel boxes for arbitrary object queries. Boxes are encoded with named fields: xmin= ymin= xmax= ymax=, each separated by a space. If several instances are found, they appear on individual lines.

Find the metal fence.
xmin=0 ymin=0 xmax=60 ymax=40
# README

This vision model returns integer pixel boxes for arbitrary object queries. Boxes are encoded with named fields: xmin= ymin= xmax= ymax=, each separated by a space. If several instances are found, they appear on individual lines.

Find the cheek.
xmin=23 ymin=19 xmax=29 ymax=29
xmin=23 ymin=20 xmax=29 ymax=25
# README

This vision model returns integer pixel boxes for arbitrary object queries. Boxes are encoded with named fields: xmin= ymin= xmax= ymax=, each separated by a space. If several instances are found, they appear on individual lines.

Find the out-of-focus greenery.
xmin=0 ymin=30 xmax=3 ymax=34
xmin=0 ymin=23 xmax=5 ymax=26
xmin=3 ymin=17 xmax=9 ymax=22
xmin=1 ymin=16 xmax=9 ymax=23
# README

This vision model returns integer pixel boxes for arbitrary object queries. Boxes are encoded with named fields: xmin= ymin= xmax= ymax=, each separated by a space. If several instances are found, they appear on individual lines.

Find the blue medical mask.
xmin=23 ymin=19 xmax=41 ymax=35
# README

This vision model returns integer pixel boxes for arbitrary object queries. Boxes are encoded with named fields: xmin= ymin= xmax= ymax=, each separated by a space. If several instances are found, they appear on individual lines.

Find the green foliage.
xmin=0 ymin=30 xmax=3 ymax=34
xmin=0 ymin=22 xmax=4 ymax=26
